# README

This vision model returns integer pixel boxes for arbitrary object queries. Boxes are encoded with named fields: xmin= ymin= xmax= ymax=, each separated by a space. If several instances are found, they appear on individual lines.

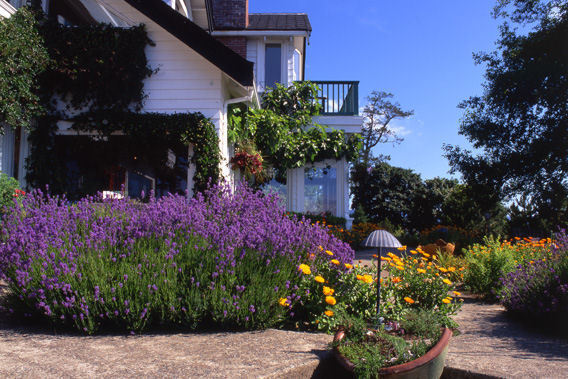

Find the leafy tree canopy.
xmin=444 ymin=0 xmax=568 ymax=231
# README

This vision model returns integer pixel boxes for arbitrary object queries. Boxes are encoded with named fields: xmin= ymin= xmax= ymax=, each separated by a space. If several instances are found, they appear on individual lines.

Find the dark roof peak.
xmin=247 ymin=13 xmax=311 ymax=32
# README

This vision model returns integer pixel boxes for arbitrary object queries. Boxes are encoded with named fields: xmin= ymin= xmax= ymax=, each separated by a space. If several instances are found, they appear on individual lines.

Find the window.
xmin=265 ymin=44 xmax=281 ymax=89
xmin=304 ymin=167 xmax=337 ymax=215
xmin=293 ymin=49 xmax=301 ymax=81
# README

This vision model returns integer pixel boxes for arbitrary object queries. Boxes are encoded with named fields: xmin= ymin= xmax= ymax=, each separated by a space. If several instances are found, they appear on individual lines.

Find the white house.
xmin=0 ymin=0 xmax=363 ymax=223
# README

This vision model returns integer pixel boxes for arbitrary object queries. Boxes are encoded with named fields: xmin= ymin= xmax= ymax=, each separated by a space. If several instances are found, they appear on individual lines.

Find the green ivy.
xmin=229 ymin=82 xmax=361 ymax=181
xmin=0 ymin=7 xmax=49 ymax=131
xmin=23 ymin=16 xmax=220 ymax=195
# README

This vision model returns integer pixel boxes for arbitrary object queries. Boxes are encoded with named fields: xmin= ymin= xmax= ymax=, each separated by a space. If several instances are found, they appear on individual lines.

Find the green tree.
xmin=0 ymin=7 xmax=49 ymax=132
xmin=410 ymin=177 xmax=458 ymax=231
xmin=351 ymin=162 xmax=424 ymax=229
xmin=359 ymin=91 xmax=414 ymax=166
xmin=444 ymin=0 xmax=568 ymax=232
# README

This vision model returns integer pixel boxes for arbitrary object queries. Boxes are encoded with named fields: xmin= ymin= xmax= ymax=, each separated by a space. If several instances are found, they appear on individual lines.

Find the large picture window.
xmin=265 ymin=43 xmax=281 ymax=89
xmin=304 ymin=167 xmax=337 ymax=214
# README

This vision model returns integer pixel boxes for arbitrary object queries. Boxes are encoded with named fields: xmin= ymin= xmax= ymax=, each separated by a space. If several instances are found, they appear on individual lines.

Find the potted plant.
xmin=330 ymin=248 xmax=462 ymax=378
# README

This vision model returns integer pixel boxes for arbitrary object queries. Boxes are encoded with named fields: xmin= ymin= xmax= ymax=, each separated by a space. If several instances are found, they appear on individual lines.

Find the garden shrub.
xmin=463 ymin=235 xmax=555 ymax=300
xmin=0 ymin=183 xmax=354 ymax=334
xmin=0 ymin=172 xmax=22 ymax=216
xmin=497 ymin=230 xmax=568 ymax=331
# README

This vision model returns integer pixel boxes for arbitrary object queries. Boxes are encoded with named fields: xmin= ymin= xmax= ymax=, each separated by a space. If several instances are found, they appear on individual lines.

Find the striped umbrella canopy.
xmin=361 ymin=229 xmax=402 ymax=248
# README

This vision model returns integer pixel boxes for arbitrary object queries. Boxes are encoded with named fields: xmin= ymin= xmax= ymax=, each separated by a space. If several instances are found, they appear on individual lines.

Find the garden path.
xmin=444 ymin=295 xmax=568 ymax=378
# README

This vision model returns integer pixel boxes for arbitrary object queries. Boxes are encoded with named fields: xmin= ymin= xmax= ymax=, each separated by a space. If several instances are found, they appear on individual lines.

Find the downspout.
xmin=302 ymin=36 xmax=307 ymax=81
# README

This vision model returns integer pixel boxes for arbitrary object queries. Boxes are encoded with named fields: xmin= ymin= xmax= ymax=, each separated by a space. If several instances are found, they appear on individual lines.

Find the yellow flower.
xmin=417 ymin=268 xmax=426 ymax=274
xmin=453 ymin=291 xmax=462 ymax=297
xmin=324 ymin=310 xmax=334 ymax=317
xmin=438 ymin=267 xmax=448 ymax=273
xmin=325 ymin=296 xmax=337 ymax=305
xmin=442 ymin=278 xmax=452 ymax=285
xmin=298 ymin=264 xmax=311 ymax=275
xmin=325 ymin=250 xmax=334 ymax=256
xmin=344 ymin=263 xmax=353 ymax=269
xmin=356 ymin=274 xmax=363 ymax=281
xmin=404 ymin=297 xmax=415 ymax=304
xmin=442 ymin=298 xmax=451 ymax=304
xmin=314 ymin=276 xmax=325 ymax=283
xmin=318 ymin=246 xmax=323 ymax=251
xmin=396 ymin=265 xmax=404 ymax=271
xmin=331 ymin=259 xmax=340 ymax=265
xmin=421 ymin=252 xmax=431 ymax=258
xmin=410 ymin=250 xmax=418 ymax=255
xmin=279 ymin=298 xmax=290 ymax=307
xmin=392 ymin=277 xmax=402 ymax=283
xmin=397 ymin=246 xmax=407 ymax=250
xmin=323 ymin=286 xmax=334 ymax=296
xmin=362 ymin=274 xmax=373 ymax=284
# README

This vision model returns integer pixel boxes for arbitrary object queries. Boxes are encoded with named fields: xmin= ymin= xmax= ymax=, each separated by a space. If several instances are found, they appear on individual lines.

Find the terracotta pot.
xmin=333 ymin=327 xmax=452 ymax=379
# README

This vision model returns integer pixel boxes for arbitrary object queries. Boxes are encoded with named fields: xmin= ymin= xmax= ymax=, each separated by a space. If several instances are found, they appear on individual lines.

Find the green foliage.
xmin=444 ymin=1 xmax=568 ymax=234
xmin=0 ymin=7 xmax=49 ymax=131
xmin=38 ymin=20 xmax=154 ymax=113
xmin=351 ymin=162 xmax=424 ymax=230
xmin=463 ymin=236 xmax=518 ymax=300
xmin=0 ymin=172 xmax=20 ymax=214
xmin=229 ymin=82 xmax=362 ymax=180
xmin=352 ymin=161 xmax=508 ymax=237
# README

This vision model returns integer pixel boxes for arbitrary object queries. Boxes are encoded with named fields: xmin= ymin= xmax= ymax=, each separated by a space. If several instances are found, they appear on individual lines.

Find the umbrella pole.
xmin=376 ymin=246 xmax=382 ymax=327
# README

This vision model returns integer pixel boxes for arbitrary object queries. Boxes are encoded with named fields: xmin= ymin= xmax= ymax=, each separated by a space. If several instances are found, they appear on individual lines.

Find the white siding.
xmin=0 ymin=0 xmax=16 ymax=18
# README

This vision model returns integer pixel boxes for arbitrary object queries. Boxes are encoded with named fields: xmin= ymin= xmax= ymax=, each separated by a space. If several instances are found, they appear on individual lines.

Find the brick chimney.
xmin=211 ymin=0 xmax=249 ymax=30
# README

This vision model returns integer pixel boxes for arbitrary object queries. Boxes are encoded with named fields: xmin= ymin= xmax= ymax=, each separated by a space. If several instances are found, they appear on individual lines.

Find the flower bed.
xmin=0 ymin=184 xmax=353 ymax=334
xmin=497 ymin=230 xmax=568 ymax=332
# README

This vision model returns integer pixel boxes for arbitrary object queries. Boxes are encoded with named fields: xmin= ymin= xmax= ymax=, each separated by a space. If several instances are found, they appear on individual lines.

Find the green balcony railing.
xmin=310 ymin=81 xmax=359 ymax=116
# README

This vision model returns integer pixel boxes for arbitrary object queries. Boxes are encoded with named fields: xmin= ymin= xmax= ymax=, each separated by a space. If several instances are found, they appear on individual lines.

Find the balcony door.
xmin=264 ymin=43 xmax=281 ymax=89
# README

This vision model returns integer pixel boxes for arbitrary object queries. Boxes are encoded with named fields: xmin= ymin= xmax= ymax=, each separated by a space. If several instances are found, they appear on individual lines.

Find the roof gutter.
xmin=204 ymin=0 xmax=213 ymax=33
xmin=211 ymin=30 xmax=309 ymax=37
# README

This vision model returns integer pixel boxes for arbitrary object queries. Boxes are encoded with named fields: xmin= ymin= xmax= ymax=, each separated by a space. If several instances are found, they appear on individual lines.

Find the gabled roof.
xmin=248 ymin=13 xmax=311 ymax=32
xmin=123 ymin=0 xmax=253 ymax=87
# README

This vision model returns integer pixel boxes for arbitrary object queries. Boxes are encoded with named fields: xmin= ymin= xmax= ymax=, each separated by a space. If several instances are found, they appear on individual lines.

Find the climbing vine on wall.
xmin=228 ymin=82 xmax=361 ymax=183
xmin=23 ymin=15 xmax=220 ymax=196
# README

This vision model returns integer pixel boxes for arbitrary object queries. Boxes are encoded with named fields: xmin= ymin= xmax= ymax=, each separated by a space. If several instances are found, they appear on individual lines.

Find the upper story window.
xmin=265 ymin=44 xmax=282 ymax=89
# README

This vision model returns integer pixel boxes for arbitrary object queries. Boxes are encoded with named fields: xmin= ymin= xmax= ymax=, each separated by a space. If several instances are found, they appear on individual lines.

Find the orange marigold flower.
xmin=325 ymin=296 xmax=337 ymax=305
xmin=442 ymin=298 xmax=451 ymax=304
xmin=323 ymin=286 xmax=334 ymax=296
xmin=298 ymin=264 xmax=311 ymax=275
xmin=325 ymin=250 xmax=334 ymax=256
xmin=396 ymin=265 xmax=404 ymax=271
xmin=392 ymin=277 xmax=402 ymax=283
xmin=453 ymin=291 xmax=461 ymax=296
xmin=362 ymin=274 xmax=373 ymax=284
xmin=410 ymin=250 xmax=418 ymax=254
xmin=314 ymin=276 xmax=325 ymax=283
xmin=344 ymin=263 xmax=353 ymax=269
xmin=324 ymin=310 xmax=334 ymax=317
xmin=331 ymin=259 xmax=340 ymax=265
xmin=417 ymin=268 xmax=426 ymax=274
xmin=404 ymin=297 xmax=415 ymax=304
xmin=442 ymin=278 xmax=452 ymax=285
xmin=279 ymin=298 xmax=290 ymax=307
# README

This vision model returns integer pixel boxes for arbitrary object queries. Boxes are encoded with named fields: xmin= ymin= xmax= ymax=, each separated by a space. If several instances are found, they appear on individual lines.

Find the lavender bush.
xmin=497 ymin=230 xmax=568 ymax=324
xmin=0 ymin=184 xmax=354 ymax=334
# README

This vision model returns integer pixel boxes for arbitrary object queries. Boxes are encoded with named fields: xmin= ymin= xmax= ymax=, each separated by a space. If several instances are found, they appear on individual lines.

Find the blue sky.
xmin=250 ymin=0 xmax=502 ymax=180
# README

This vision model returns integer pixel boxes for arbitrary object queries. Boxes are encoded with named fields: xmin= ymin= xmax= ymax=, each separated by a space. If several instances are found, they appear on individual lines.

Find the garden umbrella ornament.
xmin=361 ymin=230 xmax=402 ymax=327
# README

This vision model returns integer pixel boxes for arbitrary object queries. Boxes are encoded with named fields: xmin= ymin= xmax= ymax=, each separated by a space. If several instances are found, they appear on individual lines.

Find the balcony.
xmin=311 ymin=81 xmax=359 ymax=116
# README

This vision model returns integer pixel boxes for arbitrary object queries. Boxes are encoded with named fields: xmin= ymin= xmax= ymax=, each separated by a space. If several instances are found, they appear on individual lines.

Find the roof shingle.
xmin=247 ymin=13 xmax=311 ymax=32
